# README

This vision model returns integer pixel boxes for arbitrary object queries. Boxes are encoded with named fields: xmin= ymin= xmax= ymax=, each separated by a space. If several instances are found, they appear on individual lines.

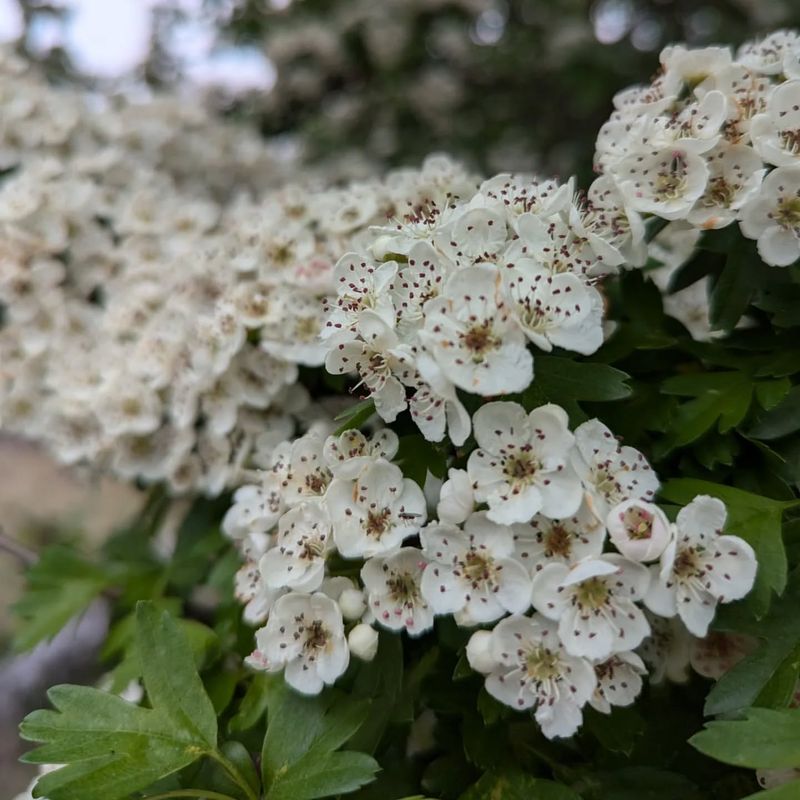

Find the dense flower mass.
xmin=321 ymin=171 xmax=645 ymax=443
xmin=595 ymin=30 xmax=800 ymax=267
xmin=5 ymin=28 xmax=786 ymax=794
xmin=227 ymin=401 xmax=758 ymax=739
xmin=0 ymin=45 xmax=487 ymax=493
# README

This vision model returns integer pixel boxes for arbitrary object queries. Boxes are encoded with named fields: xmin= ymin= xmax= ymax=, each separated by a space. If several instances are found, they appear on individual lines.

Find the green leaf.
xmin=458 ymin=769 xmax=580 ymax=800
xmin=658 ymin=372 xmax=754 ymax=450
xmin=267 ymin=751 xmax=379 ymax=800
xmin=742 ymin=780 xmax=800 ymax=800
xmin=261 ymin=679 xmax=378 ymax=800
xmin=228 ymin=674 xmax=272 ymax=733
xmin=13 ymin=546 xmax=111 ymax=651
xmin=135 ymin=602 xmax=218 ymax=748
xmin=755 ymin=378 xmax=792 ymax=412
xmin=19 ymin=601 xmax=219 ymax=800
xmin=703 ymin=579 xmax=800 ymax=716
xmin=334 ymin=399 xmax=376 ymax=434
xmin=520 ymin=356 xmax=631 ymax=424
xmin=710 ymin=243 xmax=758 ymax=332
xmin=581 ymin=767 xmax=703 ymax=800
xmin=690 ymin=707 xmax=800 ymax=769
xmin=750 ymin=386 xmax=800 ymax=440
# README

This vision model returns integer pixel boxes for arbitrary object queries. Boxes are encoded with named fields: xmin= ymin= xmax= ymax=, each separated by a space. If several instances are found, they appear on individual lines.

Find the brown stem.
xmin=0 ymin=528 xmax=38 ymax=567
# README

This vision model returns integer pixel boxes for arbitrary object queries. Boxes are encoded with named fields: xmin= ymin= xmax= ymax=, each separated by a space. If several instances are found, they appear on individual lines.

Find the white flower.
xmin=572 ymin=418 xmax=659 ymax=524
xmin=638 ymin=612 xmax=691 ymax=684
xmin=410 ymin=353 xmax=471 ymax=446
xmin=644 ymin=495 xmax=757 ymax=637
xmin=531 ymin=554 xmax=651 ymax=660
xmin=467 ymin=402 xmax=582 ymax=525
xmin=607 ymin=500 xmax=671 ymax=562
xmin=615 ymin=146 xmax=710 ymax=220
xmin=323 ymin=427 xmax=399 ymax=479
xmin=686 ymin=144 xmax=765 ymax=229
xmin=420 ymin=512 xmax=532 ymax=625
xmin=465 ymin=629 xmax=497 ymax=674
xmin=482 ymin=614 xmax=597 ymax=739
xmin=234 ymin=532 xmax=283 ymax=624
xmin=737 ymin=31 xmax=800 ymax=75
xmin=502 ymin=266 xmax=604 ymax=355
xmin=325 ymin=311 xmax=409 ymax=423
xmin=437 ymin=468 xmax=475 ymax=525
xmin=222 ymin=474 xmax=284 ymax=540
xmin=322 ymin=253 xmax=397 ymax=339
xmin=512 ymin=501 xmax=606 ymax=574
xmin=270 ymin=430 xmax=332 ymax=507
xmin=750 ymin=80 xmax=800 ymax=167
xmin=348 ymin=623 xmax=379 ymax=661
xmin=338 ymin=587 xmax=367 ymax=620
xmin=249 ymin=592 xmax=349 ymax=695
xmin=589 ymin=651 xmax=647 ymax=713
xmin=361 ymin=547 xmax=434 ymax=635
xmin=419 ymin=265 xmax=533 ymax=395
xmin=740 ymin=165 xmax=800 ymax=267
xmin=259 ymin=502 xmax=332 ymax=592
xmin=326 ymin=458 xmax=427 ymax=558
xmin=390 ymin=241 xmax=449 ymax=335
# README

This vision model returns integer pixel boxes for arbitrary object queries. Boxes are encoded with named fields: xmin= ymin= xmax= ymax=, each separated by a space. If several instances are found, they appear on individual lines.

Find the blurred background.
xmin=2 ymin=0 xmax=800 ymax=796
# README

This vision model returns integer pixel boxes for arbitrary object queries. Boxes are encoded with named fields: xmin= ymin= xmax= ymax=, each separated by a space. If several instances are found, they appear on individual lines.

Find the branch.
xmin=0 ymin=527 xmax=37 ymax=567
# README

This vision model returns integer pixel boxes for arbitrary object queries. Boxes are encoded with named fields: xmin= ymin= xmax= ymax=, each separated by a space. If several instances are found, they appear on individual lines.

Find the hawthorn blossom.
xmin=589 ymin=651 xmax=647 ymax=713
xmin=511 ymin=502 xmax=606 ymax=574
xmin=686 ymin=144 xmax=765 ymax=228
xmin=614 ymin=146 xmax=710 ymax=220
xmin=270 ymin=430 xmax=333 ymax=507
xmin=420 ymin=513 xmax=532 ymax=625
xmin=606 ymin=499 xmax=671 ymax=562
xmin=322 ymin=254 xmax=397 ymax=339
xmin=750 ymin=80 xmax=800 ymax=167
xmin=502 ymin=266 xmax=604 ymax=355
xmin=467 ymin=402 xmax=582 ymax=525
xmin=644 ymin=495 xmax=757 ymax=637
xmin=248 ymin=592 xmax=349 ymax=695
xmin=419 ymin=265 xmax=533 ymax=395
xmin=348 ymin=623 xmax=379 ymax=661
xmin=410 ymin=353 xmax=471 ymax=446
xmin=326 ymin=458 xmax=427 ymax=558
xmin=572 ymin=419 xmax=659 ymax=524
xmin=740 ymin=165 xmax=800 ymax=266
xmin=436 ymin=468 xmax=475 ymax=525
xmin=531 ymin=554 xmax=651 ymax=660
xmin=361 ymin=547 xmax=434 ymax=635
xmin=638 ymin=612 xmax=692 ymax=684
xmin=222 ymin=474 xmax=284 ymax=540
xmin=234 ymin=532 xmax=282 ymax=624
xmin=323 ymin=427 xmax=399 ymax=478
xmin=482 ymin=614 xmax=597 ymax=739
xmin=259 ymin=502 xmax=333 ymax=592
xmin=325 ymin=311 xmax=408 ymax=423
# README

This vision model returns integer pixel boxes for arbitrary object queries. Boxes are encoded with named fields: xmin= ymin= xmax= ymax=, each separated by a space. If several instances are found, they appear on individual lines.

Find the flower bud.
xmin=466 ymin=629 xmax=496 ymax=674
xmin=348 ymin=623 xmax=379 ymax=661
xmin=607 ymin=499 xmax=671 ymax=562
xmin=339 ymin=587 xmax=367 ymax=620
xmin=437 ymin=468 xmax=474 ymax=524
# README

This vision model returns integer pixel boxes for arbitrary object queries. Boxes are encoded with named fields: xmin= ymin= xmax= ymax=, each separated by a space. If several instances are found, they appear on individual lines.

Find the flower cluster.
xmin=0 ymin=49 xmax=484 ymax=493
xmin=321 ymin=172 xmax=646 ymax=444
xmin=595 ymin=30 xmax=800 ymax=267
xmin=228 ymin=401 xmax=757 ymax=738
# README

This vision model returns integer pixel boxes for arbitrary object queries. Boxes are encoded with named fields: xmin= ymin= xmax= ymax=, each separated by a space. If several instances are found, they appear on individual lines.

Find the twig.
xmin=0 ymin=527 xmax=38 ymax=567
